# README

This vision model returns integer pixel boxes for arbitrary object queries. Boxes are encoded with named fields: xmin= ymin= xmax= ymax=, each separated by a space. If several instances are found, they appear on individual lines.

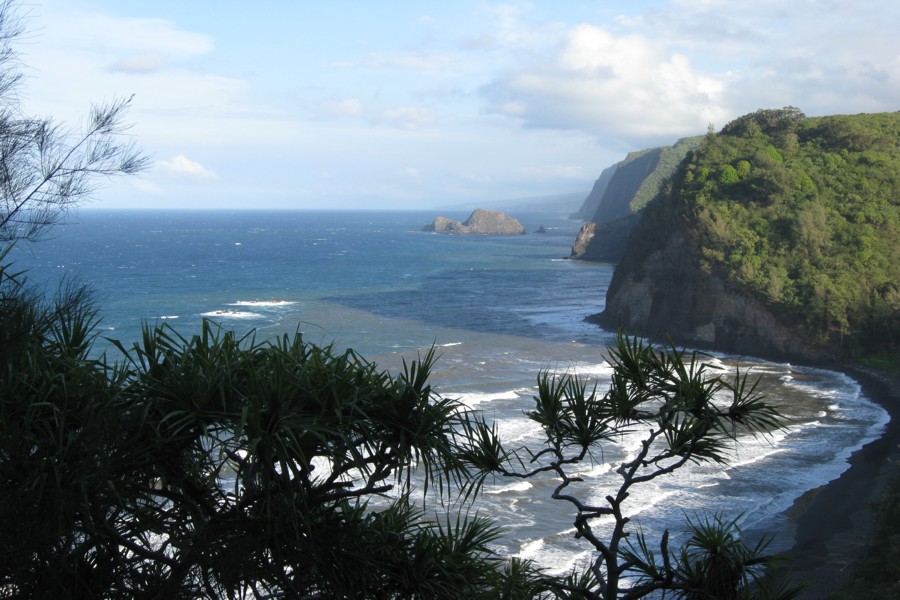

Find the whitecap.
xmin=515 ymin=538 xmax=544 ymax=560
xmin=201 ymin=309 xmax=263 ymax=319
xmin=485 ymin=481 xmax=533 ymax=495
xmin=230 ymin=300 xmax=297 ymax=308
xmin=457 ymin=389 xmax=522 ymax=408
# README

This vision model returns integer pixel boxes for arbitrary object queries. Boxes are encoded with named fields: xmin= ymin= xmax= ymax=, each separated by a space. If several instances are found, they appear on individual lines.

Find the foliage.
xmin=0 ymin=258 xmax=548 ymax=598
xmin=460 ymin=333 xmax=799 ymax=600
xmin=632 ymin=107 xmax=900 ymax=355
xmin=0 ymin=0 xmax=147 ymax=243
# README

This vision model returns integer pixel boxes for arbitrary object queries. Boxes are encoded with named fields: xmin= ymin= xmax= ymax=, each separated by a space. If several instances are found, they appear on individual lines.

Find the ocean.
xmin=7 ymin=209 xmax=889 ymax=573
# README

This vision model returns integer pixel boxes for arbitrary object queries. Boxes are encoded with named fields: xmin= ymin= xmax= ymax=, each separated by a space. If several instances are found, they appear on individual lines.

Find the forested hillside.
xmin=614 ymin=108 xmax=900 ymax=356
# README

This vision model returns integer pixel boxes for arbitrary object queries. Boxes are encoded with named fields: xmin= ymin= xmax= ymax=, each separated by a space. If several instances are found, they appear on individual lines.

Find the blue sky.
xmin=16 ymin=0 xmax=900 ymax=210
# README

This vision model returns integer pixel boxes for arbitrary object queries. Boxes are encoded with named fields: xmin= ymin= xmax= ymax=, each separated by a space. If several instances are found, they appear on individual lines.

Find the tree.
xmin=459 ymin=334 xmax=800 ymax=600
xmin=0 ymin=255 xmax=548 ymax=597
xmin=0 ymin=0 xmax=147 ymax=243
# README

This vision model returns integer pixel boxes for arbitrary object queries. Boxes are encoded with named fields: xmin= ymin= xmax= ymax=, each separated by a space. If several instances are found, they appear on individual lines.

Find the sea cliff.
xmin=569 ymin=136 xmax=701 ymax=262
xmin=600 ymin=109 xmax=900 ymax=361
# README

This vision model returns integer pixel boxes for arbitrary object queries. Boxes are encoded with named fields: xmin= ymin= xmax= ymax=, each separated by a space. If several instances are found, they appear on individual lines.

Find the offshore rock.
xmin=423 ymin=209 xmax=525 ymax=235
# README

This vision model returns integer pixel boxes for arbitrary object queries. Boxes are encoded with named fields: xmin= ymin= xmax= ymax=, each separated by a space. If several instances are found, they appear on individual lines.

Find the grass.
xmin=857 ymin=350 xmax=900 ymax=376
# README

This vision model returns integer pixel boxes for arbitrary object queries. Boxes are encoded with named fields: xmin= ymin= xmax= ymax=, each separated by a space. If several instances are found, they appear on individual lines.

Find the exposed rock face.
xmin=423 ymin=209 xmax=525 ymax=235
xmin=602 ymin=230 xmax=830 ymax=361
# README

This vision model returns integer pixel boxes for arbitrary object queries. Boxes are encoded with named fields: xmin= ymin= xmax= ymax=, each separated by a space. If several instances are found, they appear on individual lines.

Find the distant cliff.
xmin=569 ymin=164 xmax=617 ymax=220
xmin=603 ymin=108 xmax=900 ymax=360
xmin=423 ymin=209 xmax=525 ymax=235
xmin=570 ymin=137 xmax=701 ymax=262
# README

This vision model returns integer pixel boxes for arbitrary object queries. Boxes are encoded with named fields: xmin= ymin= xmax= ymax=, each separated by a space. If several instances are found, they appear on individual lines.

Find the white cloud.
xmin=154 ymin=155 xmax=217 ymax=181
xmin=483 ymin=24 xmax=728 ymax=141
xmin=41 ymin=10 xmax=214 ymax=57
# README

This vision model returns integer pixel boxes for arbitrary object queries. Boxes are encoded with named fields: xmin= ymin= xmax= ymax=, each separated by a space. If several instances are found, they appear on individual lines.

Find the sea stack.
xmin=423 ymin=208 xmax=526 ymax=235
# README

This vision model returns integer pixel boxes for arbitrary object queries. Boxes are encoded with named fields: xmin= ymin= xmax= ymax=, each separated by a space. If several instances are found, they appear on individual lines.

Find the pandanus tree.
xmin=458 ymin=334 xmax=802 ymax=600
xmin=0 ymin=254 xmax=546 ymax=598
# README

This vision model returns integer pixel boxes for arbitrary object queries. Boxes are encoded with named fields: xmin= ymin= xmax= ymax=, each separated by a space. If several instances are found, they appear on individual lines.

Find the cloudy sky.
xmin=13 ymin=0 xmax=900 ymax=210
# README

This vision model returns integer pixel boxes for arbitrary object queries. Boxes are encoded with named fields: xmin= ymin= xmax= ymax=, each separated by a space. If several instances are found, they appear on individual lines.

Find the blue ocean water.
xmin=7 ymin=209 xmax=889 ymax=572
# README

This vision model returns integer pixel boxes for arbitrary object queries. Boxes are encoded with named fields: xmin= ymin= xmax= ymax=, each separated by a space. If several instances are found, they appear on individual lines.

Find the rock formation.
xmin=423 ymin=209 xmax=525 ymax=235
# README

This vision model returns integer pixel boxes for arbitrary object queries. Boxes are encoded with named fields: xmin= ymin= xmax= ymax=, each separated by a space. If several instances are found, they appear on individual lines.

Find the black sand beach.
xmin=782 ymin=367 xmax=900 ymax=598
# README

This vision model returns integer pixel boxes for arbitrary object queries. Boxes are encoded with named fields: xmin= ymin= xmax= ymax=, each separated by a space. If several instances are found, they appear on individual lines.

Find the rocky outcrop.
xmin=570 ymin=214 xmax=641 ymax=262
xmin=602 ymin=230 xmax=830 ymax=361
xmin=423 ymin=209 xmax=525 ymax=235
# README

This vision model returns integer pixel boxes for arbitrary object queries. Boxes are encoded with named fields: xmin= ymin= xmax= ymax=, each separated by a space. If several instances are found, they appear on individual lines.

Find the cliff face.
xmin=424 ymin=209 xmax=525 ymax=235
xmin=603 ymin=230 xmax=829 ymax=361
xmin=569 ymin=164 xmax=618 ymax=220
xmin=592 ymin=149 xmax=662 ymax=223
xmin=570 ymin=137 xmax=701 ymax=262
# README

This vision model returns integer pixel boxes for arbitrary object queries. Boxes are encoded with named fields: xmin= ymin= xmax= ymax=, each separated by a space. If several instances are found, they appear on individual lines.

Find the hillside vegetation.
xmin=630 ymin=108 xmax=900 ymax=355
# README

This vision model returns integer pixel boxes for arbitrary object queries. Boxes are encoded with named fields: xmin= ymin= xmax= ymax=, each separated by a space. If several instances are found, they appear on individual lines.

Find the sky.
xmin=11 ymin=0 xmax=900 ymax=210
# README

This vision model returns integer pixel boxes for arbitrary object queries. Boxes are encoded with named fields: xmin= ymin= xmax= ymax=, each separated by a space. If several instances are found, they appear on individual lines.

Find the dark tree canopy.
xmin=626 ymin=108 xmax=900 ymax=355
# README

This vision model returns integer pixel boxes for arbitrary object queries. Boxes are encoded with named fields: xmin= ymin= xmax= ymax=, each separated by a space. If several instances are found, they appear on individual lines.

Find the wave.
xmin=201 ymin=309 xmax=264 ymax=319
xmin=485 ymin=481 xmax=533 ymax=495
xmin=229 ymin=300 xmax=298 ymax=308
xmin=457 ymin=389 xmax=524 ymax=408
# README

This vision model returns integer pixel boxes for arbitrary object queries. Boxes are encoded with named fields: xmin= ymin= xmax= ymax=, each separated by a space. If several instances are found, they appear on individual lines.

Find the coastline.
xmin=587 ymin=312 xmax=898 ymax=595
xmin=779 ymin=366 xmax=900 ymax=597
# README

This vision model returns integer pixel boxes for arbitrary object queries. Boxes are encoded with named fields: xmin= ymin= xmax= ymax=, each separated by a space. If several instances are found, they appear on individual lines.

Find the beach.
xmin=783 ymin=367 xmax=900 ymax=597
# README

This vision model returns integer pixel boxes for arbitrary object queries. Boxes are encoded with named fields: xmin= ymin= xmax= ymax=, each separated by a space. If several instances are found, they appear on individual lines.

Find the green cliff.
xmin=570 ymin=136 xmax=701 ymax=261
xmin=604 ymin=108 xmax=900 ymax=359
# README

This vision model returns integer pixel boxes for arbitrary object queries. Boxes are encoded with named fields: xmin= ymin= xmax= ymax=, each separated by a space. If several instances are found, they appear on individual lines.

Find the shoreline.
xmin=779 ymin=366 xmax=900 ymax=597
xmin=586 ymin=313 xmax=898 ymax=594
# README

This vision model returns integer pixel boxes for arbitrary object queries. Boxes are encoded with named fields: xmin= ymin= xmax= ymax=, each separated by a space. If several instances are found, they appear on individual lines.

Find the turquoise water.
xmin=7 ymin=209 xmax=888 ymax=571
